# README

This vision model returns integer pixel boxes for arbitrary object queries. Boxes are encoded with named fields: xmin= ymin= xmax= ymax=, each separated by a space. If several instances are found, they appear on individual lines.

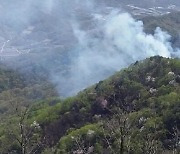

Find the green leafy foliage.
xmin=0 ymin=56 xmax=179 ymax=153
xmin=0 ymin=63 xmax=58 ymax=117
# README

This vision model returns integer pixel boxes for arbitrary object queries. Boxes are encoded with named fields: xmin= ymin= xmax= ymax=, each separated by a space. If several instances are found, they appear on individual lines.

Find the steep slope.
xmin=0 ymin=63 xmax=58 ymax=117
xmin=1 ymin=56 xmax=179 ymax=153
xmin=143 ymin=11 xmax=180 ymax=48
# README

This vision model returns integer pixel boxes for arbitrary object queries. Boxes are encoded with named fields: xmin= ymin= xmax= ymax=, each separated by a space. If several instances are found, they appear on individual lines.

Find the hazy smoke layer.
xmin=0 ymin=0 xmax=179 ymax=97
xmin=54 ymin=10 xmax=176 ymax=96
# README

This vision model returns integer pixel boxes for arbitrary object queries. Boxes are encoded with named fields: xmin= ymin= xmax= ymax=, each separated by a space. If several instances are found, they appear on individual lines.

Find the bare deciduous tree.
xmin=6 ymin=101 xmax=44 ymax=154
xmin=102 ymin=107 xmax=132 ymax=154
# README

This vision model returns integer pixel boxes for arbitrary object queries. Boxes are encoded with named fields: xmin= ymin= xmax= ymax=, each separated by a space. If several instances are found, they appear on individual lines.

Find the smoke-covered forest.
xmin=0 ymin=0 xmax=179 ymax=153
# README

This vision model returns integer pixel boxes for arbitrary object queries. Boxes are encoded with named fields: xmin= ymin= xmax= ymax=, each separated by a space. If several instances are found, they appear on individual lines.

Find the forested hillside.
xmin=0 ymin=2 xmax=179 ymax=153
xmin=143 ymin=12 xmax=180 ymax=48
xmin=0 ymin=56 xmax=179 ymax=154
xmin=0 ymin=63 xmax=57 ymax=117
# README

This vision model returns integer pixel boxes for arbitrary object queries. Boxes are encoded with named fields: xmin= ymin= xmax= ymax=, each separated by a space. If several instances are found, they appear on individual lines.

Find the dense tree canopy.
xmin=0 ymin=56 xmax=179 ymax=153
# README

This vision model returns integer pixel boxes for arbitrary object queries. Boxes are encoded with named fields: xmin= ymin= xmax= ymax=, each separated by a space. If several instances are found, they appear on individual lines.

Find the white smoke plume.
xmin=0 ymin=0 xmax=179 ymax=97
xmin=53 ymin=10 xmax=178 ymax=96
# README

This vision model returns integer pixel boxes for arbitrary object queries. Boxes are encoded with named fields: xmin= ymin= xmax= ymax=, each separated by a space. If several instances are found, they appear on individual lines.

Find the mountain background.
xmin=0 ymin=0 xmax=180 ymax=96
xmin=0 ymin=0 xmax=179 ymax=153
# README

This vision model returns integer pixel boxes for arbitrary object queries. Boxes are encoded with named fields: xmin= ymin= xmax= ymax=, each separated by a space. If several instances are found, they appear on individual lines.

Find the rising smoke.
xmin=0 ymin=0 xmax=179 ymax=97
xmin=54 ymin=10 xmax=175 ymax=96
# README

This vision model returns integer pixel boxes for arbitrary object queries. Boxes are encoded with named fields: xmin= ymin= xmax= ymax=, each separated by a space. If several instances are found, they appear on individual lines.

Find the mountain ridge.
xmin=1 ymin=56 xmax=179 ymax=153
